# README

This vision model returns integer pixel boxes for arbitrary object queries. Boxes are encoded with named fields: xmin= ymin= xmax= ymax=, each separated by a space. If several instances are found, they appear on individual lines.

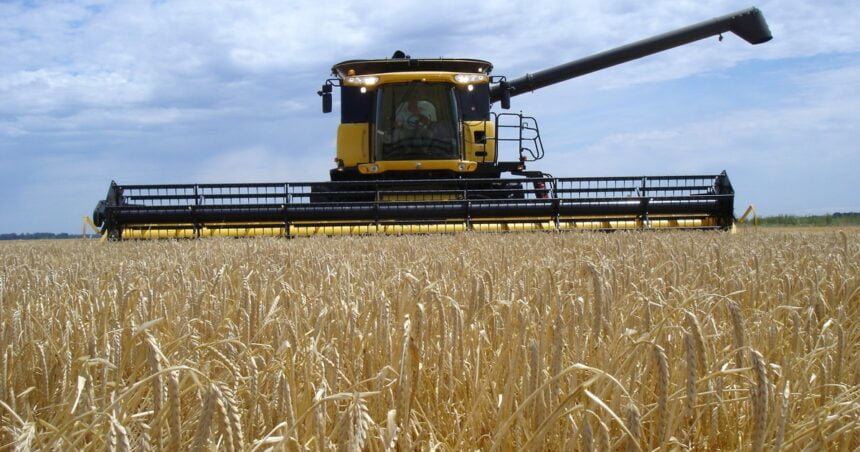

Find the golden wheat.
xmin=0 ymin=229 xmax=857 ymax=450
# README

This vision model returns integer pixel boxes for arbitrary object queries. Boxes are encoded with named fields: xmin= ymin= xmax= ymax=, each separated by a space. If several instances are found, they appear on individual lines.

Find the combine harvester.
xmin=92 ymin=7 xmax=771 ymax=239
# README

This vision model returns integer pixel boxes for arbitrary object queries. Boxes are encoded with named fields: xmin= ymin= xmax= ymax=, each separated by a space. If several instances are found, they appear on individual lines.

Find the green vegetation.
xmin=755 ymin=212 xmax=860 ymax=227
xmin=0 ymin=232 xmax=94 ymax=240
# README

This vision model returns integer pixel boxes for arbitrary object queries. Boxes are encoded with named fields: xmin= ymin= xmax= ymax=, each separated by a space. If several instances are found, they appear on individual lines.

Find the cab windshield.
xmin=374 ymin=83 xmax=460 ymax=161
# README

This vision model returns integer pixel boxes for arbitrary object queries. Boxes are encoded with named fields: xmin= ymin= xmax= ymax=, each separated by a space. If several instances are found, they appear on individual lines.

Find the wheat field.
xmin=0 ymin=229 xmax=857 ymax=450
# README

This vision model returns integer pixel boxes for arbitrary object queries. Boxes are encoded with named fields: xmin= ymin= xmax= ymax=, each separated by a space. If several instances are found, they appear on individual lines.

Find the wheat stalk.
xmin=751 ymin=349 xmax=769 ymax=452
xmin=625 ymin=402 xmax=641 ymax=452
xmin=727 ymin=301 xmax=747 ymax=369
xmin=684 ymin=331 xmax=698 ymax=427
xmin=653 ymin=343 xmax=669 ymax=447
xmin=144 ymin=334 xmax=164 ymax=450
xmin=111 ymin=416 xmax=130 ymax=452
xmin=167 ymin=370 xmax=181 ymax=451
xmin=1 ymin=230 xmax=856 ymax=449
xmin=580 ymin=416 xmax=593 ymax=452
xmin=214 ymin=385 xmax=235 ymax=452
xmin=191 ymin=384 xmax=218 ymax=452
xmin=222 ymin=385 xmax=244 ymax=452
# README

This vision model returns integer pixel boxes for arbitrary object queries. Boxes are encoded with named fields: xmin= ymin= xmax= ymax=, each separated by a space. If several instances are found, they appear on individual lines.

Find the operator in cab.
xmin=395 ymin=99 xmax=437 ymax=131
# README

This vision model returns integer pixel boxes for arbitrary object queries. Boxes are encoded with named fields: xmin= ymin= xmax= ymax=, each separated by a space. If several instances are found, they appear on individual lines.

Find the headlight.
xmin=454 ymin=73 xmax=488 ymax=84
xmin=369 ymin=164 xmax=379 ymax=173
xmin=458 ymin=162 xmax=466 ymax=171
xmin=346 ymin=75 xmax=379 ymax=86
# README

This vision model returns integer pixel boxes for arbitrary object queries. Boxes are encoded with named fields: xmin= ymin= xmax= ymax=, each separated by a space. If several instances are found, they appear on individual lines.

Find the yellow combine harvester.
xmin=92 ymin=7 xmax=771 ymax=239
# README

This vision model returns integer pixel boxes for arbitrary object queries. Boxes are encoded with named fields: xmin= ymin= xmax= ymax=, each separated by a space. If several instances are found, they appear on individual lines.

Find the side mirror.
xmin=499 ymin=81 xmax=511 ymax=110
xmin=318 ymin=84 xmax=333 ymax=113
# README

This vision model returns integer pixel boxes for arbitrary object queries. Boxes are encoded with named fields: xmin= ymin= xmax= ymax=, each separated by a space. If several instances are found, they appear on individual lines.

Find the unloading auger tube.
xmin=91 ymin=7 xmax=771 ymax=239
xmin=490 ymin=7 xmax=771 ymax=103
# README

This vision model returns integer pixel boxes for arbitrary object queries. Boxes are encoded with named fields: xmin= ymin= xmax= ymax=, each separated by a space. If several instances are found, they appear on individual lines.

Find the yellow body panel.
xmin=119 ymin=216 xmax=717 ymax=239
xmin=336 ymin=123 xmax=369 ymax=167
xmin=358 ymin=160 xmax=477 ymax=174
xmin=337 ymin=73 xmax=495 ymax=174
xmin=463 ymin=120 xmax=496 ymax=162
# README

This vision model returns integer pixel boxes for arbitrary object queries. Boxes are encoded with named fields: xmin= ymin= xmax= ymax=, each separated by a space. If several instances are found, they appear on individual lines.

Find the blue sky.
xmin=1 ymin=0 xmax=858 ymax=233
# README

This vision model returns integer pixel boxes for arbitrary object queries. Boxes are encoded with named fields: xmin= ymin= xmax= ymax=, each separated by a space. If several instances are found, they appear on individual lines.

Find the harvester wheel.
xmin=107 ymin=228 xmax=122 ymax=241
xmin=92 ymin=200 xmax=106 ymax=227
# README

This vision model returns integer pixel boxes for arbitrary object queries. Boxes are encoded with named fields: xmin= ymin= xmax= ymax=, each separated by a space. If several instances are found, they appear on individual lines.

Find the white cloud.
xmin=3 ymin=0 xmax=857 ymax=134
xmin=193 ymin=146 xmax=331 ymax=184
xmin=543 ymin=62 xmax=860 ymax=215
xmin=5 ymin=0 xmax=860 ymax=120
xmin=575 ymin=63 xmax=860 ymax=164
xmin=0 ymin=69 xmax=150 ymax=114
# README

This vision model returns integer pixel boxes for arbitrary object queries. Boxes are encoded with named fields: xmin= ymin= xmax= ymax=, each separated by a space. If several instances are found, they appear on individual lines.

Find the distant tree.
xmin=756 ymin=213 xmax=860 ymax=227
xmin=0 ymin=232 xmax=90 ymax=241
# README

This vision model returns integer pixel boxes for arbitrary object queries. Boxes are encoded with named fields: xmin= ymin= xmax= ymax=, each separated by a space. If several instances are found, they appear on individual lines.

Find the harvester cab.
xmin=92 ymin=7 xmax=771 ymax=239
xmin=322 ymin=54 xmax=534 ymax=182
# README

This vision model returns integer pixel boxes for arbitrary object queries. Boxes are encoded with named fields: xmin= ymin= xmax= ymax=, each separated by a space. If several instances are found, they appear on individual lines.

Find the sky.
xmin=1 ymin=0 xmax=858 ymax=233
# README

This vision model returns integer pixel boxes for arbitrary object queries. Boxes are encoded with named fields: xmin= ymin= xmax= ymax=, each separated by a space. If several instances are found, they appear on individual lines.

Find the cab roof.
xmin=332 ymin=58 xmax=493 ymax=78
